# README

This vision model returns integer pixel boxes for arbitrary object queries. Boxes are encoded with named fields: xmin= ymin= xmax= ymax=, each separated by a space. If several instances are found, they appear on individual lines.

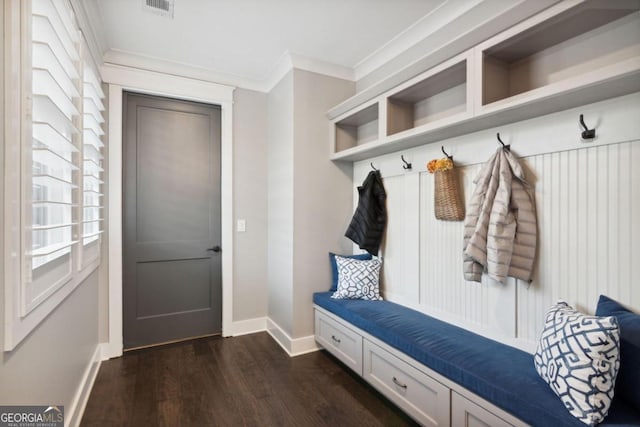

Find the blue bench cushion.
xmin=313 ymin=292 xmax=640 ymax=427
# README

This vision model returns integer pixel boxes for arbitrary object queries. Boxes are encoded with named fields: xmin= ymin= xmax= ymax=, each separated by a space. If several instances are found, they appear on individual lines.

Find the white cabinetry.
xmin=451 ymin=392 xmax=521 ymax=427
xmin=329 ymin=0 xmax=640 ymax=161
xmin=363 ymin=339 xmax=450 ymax=427
xmin=314 ymin=307 xmax=528 ymax=427
xmin=476 ymin=0 xmax=640 ymax=115
xmin=314 ymin=309 xmax=363 ymax=375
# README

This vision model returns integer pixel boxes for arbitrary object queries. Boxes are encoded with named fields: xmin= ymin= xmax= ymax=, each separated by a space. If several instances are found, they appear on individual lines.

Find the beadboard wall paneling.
xmin=418 ymin=166 xmax=517 ymax=340
xmin=380 ymin=174 xmax=420 ymax=303
xmin=351 ymin=93 xmax=640 ymax=352
xmin=516 ymin=142 xmax=640 ymax=344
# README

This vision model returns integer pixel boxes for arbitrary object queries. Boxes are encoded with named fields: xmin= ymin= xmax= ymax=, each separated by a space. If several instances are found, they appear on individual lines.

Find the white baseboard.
xmin=266 ymin=317 xmax=320 ymax=357
xmin=67 ymin=344 xmax=102 ymax=427
xmin=290 ymin=334 xmax=320 ymax=356
xmin=229 ymin=317 xmax=267 ymax=336
xmin=99 ymin=341 xmax=122 ymax=360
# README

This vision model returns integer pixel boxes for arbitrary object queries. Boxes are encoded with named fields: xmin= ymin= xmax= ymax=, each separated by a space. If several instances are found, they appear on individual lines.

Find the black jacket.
xmin=345 ymin=170 xmax=387 ymax=255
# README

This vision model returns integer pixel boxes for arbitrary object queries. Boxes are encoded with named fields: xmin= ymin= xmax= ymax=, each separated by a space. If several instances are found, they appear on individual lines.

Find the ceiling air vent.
xmin=143 ymin=0 xmax=174 ymax=18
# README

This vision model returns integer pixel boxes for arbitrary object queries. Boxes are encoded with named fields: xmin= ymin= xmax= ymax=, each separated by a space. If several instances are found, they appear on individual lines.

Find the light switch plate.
xmin=237 ymin=219 xmax=246 ymax=232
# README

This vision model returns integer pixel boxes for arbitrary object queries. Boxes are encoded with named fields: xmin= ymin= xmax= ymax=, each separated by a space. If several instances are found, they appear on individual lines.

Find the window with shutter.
xmin=2 ymin=0 xmax=107 ymax=349
xmin=81 ymin=63 xmax=105 ymax=264
xmin=27 ymin=0 xmax=82 ymax=312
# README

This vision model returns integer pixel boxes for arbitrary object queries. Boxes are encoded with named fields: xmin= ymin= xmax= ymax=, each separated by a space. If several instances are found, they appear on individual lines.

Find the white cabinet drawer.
xmin=363 ymin=339 xmax=450 ymax=427
xmin=452 ymin=391 xmax=519 ymax=427
xmin=314 ymin=309 xmax=363 ymax=375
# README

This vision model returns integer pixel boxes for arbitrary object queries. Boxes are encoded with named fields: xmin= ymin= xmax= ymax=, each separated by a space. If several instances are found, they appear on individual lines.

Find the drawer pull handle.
xmin=393 ymin=377 xmax=407 ymax=389
xmin=331 ymin=335 xmax=341 ymax=343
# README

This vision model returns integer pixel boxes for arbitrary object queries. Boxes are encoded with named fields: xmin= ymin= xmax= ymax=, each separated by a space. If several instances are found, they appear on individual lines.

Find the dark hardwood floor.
xmin=81 ymin=332 xmax=418 ymax=426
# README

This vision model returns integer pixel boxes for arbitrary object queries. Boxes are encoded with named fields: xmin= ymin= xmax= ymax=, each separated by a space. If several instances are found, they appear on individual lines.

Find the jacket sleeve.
xmin=345 ymin=171 xmax=387 ymax=255
xmin=463 ymin=151 xmax=500 ymax=282
xmin=485 ymin=150 xmax=516 ymax=283
xmin=505 ymin=151 xmax=537 ymax=282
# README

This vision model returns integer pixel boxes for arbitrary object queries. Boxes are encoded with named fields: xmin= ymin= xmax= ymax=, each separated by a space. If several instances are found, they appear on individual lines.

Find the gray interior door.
xmin=123 ymin=92 xmax=222 ymax=349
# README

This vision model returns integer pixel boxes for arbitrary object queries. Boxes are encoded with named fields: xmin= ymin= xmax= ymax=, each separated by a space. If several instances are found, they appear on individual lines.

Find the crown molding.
xmin=289 ymin=53 xmax=354 ymax=82
xmin=263 ymin=51 xmax=355 ymax=92
xmin=353 ymin=0 xmax=482 ymax=81
xmin=103 ymin=49 xmax=265 ymax=91
xmin=262 ymin=50 xmax=295 ymax=92
xmin=103 ymin=49 xmax=355 ymax=93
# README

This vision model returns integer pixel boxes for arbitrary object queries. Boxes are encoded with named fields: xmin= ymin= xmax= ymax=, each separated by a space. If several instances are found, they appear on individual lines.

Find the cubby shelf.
xmin=333 ymin=100 xmax=379 ymax=153
xmin=329 ymin=0 xmax=640 ymax=162
xmin=386 ymin=59 xmax=469 ymax=137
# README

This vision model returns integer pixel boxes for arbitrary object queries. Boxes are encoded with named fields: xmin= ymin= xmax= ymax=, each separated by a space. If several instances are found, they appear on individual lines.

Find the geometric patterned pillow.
xmin=331 ymin=256 xmax=382 ymax=301
xmin=534 ymin=301 xmax=620 ymax=426
xmin=328 ymin=252 xmax=372 ymax=291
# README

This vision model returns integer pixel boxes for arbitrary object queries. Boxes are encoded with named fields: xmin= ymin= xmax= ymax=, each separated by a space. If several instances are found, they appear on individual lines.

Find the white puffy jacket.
xmin=463 ymin=148 xmax=537 ymax=283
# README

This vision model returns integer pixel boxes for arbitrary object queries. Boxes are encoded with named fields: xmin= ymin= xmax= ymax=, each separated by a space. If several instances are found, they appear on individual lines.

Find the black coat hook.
xmin=441 ymin=146 xmax=452 ymax=160
xmin=401 ymin=155 xmax=412 ymax=170
xmin=497 ymin=133 xmax=511 ymax=151
xmin=580 ymin=114 xmax=596 ymax=140
xmin=370 ymin=162 xmax=379 ymax=172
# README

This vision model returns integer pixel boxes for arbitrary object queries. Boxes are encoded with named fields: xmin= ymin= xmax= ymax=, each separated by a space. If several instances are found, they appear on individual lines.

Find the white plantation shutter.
xmin=3 ymin=0 xmax=109 ymax=349
xmin=27 ymin=0 xmax=82 ymax=311
xmin=82 ymin=63 xmax=105 ymax=261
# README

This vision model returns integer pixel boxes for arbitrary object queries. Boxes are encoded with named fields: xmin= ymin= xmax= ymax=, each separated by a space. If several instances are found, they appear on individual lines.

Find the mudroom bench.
xmin=313 ymin=292 xmax=640 ymax=427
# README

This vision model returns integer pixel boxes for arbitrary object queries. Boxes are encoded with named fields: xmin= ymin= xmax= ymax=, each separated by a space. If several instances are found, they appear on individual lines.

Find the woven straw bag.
xmin=434 ymin=168 xmax=464 ymax=221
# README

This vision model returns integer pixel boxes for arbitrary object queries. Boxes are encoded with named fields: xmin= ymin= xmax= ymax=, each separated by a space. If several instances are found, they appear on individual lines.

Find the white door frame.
xmin=101 ymin=64 xmax=235 ymax=358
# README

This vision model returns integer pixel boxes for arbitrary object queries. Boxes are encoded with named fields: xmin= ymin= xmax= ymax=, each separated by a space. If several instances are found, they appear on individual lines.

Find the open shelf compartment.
xmin=386 ymin=59 xmax=468 ymax=136
xmin=333 ymin=102 xmax=379 ymax=153
xmin=481 ymin=0 xmax=640 ymax=106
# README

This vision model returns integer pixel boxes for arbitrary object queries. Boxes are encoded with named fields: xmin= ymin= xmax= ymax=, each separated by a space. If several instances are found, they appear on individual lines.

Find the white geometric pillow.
xmin=534 ymin=301 xmax=620 ymax=426
xmin=331 ymin=256 xmax=382 ymax=301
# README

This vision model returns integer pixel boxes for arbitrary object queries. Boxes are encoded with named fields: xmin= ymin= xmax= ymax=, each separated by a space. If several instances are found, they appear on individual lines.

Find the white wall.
xmin=233 ymin=88 xmax=269 ymax=321
xmin=0 ymin=272 xmax=99 ymax=406
xmin=266 ymin=69 xmax=355 ymax=346
xmin=267 ymin=71 xmax=295 ymax=335
xmin=352 ymin=92 xmax=640 ymax=352
xmin=1 ymin=188 xmax=102 ymax=421
xmin=291 ymin=69 xmax=355 ymax=338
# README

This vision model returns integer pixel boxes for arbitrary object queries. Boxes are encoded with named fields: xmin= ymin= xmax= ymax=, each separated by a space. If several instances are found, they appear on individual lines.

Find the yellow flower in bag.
xmin=427 ymin=159 xmax=438 ymax=173
xmin=426 ymin=157 xmax=453 ymax=173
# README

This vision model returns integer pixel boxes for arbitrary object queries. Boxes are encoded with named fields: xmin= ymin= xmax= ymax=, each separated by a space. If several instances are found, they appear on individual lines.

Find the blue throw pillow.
xmin=596 ymin=295 xmax=640 ymax=411
xmin=329 ymin=252 xmax=372 ymax=291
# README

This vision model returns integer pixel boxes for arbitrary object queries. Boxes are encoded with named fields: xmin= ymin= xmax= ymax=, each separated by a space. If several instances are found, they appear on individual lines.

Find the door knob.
xmin=207 ymin=246 xmax=221 ymax=253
